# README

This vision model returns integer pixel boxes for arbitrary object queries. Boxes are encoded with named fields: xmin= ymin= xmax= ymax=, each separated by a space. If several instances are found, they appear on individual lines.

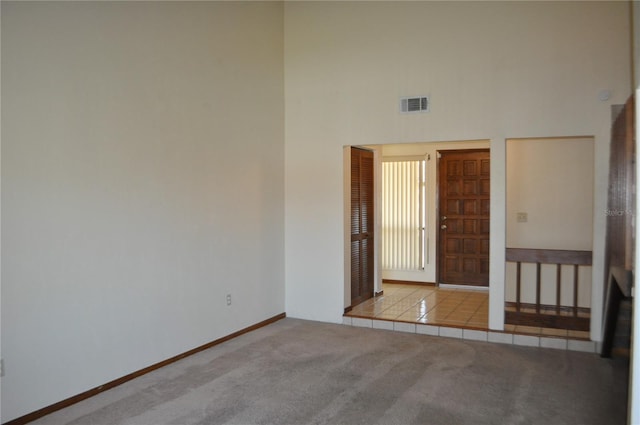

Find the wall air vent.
xmin=400 ymin=96 xmax=430 ymax=113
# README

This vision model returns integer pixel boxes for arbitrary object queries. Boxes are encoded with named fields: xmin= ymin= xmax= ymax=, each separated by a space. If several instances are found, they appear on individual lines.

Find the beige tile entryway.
xmin=345 ymin=283 xmax=590 ymax=340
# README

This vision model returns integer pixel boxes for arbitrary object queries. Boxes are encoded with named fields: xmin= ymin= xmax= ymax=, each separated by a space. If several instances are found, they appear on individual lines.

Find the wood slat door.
xmin=351 ymin=147 xmax=375 ymax=307
xmin=605 ymin=96 xmax=635 ymax=278
xmin=438 ymin=149 xmax=490 ymax=286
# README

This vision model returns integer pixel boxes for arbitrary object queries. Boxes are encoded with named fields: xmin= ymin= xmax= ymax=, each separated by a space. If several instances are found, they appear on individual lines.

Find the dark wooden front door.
xmin=351 ymin=147 xmax=375 ymax=306
xmin=438 ymin=149 xmax=490 ymax=286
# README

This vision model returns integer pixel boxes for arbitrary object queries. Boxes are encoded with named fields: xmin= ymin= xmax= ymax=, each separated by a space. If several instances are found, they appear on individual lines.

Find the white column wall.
xmin=284 ymin=1 xmax=631 ymax=338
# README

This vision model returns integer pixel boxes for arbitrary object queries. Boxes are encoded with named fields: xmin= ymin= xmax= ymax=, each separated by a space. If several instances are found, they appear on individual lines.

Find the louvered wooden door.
xmin=351 ymin=147 xmax=375 ymax=307
xmin=438 ymin=150 xmax=490 ymax=286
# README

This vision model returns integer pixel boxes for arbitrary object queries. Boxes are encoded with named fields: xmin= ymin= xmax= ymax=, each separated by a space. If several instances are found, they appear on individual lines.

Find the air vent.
xmin=400 ymin=96 xmax=430 ymax=113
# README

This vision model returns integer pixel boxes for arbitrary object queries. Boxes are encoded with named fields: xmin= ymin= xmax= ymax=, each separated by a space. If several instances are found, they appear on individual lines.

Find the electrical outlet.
xmin=516 ymin=212 xmax=528 ymax=223
xmin=226 ymin=294 xmax=232 ymax=306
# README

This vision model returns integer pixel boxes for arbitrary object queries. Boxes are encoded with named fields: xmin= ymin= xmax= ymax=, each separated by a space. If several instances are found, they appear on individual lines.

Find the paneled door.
xmin=351 ymin=147 xmax=375 ymax=307
xmin=438 ymin=149 xmax=490 ymax=286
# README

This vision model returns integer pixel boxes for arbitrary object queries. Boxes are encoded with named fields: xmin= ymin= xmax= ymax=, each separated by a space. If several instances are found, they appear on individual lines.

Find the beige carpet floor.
xmin=32 ymin=318 xmax=628 ymax=425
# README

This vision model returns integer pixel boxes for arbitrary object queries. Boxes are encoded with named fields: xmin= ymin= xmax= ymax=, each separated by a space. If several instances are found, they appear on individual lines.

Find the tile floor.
xmin=345 ymin=283 xmax=590 ymax=340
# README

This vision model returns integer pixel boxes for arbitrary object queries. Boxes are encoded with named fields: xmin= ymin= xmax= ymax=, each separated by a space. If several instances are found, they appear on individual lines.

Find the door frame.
xmin=436 ymin=148 xmax=491 ymax=288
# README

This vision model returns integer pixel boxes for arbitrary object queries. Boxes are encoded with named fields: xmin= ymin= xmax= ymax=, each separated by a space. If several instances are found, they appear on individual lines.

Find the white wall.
xmin=284 ymin=1 xmax=631 ymax=335
xmin=506 ymin=138 xmax=594 ymax=251
xmin=1 ymin=1 xmax=634 ymax=421
xmin=1 ymin=2 xmax=284 ymax=422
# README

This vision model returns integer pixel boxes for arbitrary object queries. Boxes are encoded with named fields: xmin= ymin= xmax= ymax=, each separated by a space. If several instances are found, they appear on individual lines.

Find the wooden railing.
xmin=505 ymin=248 xmax=592 ymax=331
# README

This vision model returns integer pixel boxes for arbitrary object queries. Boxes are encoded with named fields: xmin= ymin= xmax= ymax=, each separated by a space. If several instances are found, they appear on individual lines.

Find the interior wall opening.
xmin=504 ymin=136 xmax=595 ymax=333
xmin=344 ymin=140 xmax=490 ymax=311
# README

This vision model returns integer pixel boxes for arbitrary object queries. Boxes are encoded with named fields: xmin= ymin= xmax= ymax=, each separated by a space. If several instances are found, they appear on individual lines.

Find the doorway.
xmin=437 ymin=149 xmax=490 ymax=287
xmin=344 ymin=141 xmax=490 ymax=310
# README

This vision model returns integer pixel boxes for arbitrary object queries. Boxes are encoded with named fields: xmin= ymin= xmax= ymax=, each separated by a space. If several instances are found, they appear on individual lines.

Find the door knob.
xmin=441 ymin=216 xmax=447 ymax=221
xmin=441 ymin=224 xmax=447 ymax=230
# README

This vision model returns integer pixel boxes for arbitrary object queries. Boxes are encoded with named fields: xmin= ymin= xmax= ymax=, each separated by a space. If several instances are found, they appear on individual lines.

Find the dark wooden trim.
xmin=601 ymin=268 xmax=633 ymax=357
xmin=4 ymin=313 xmax=287 ymax=425
xmin=505 ymin=302 xmax=590 ymax=315
xmin=505 ymin=310 xmax=589 ymax=331
xmin=506 ymin=248 xmax=592 ymax=265
xmin=601 ymin=95 xmax=635 ymax=357
xmin=382 ymin=279 xmax=436 ymax=286
xmin=611 ymin=266 xmax=633 ymax=297
xmin=601 ymin=272 xmax=623 ymax=358
xmin=505 ymin=301 xmax=590 ymax=331
xmin=506 ymin=248 xmax=593 ymax=331
xmin=374 ymin=290 xmax=384 ymax=297
xmin=344 ymin=306 xmax=353 ymax=314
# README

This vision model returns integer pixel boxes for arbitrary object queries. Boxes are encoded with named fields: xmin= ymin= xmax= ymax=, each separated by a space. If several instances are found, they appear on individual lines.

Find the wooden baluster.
xmin=515 ymin=261 xmax=521 ymax=312
xmin=505 ymin=248 xmax=591 ymax=331
xmin=573 ymin=264 xmax=579 ymax=317
xmin=535 ymin=262 xmax=541 ymax=314
xmin=556 ymin=264 xmax=561 ymax=314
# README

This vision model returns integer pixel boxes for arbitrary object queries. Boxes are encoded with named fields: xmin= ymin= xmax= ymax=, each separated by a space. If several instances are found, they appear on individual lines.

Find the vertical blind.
xmin=382 ymin=159 xmax=426 ymax=271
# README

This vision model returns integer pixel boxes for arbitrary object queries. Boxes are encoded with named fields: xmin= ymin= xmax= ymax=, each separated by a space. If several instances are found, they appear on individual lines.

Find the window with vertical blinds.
xmin=382 ymin=159 xmax=426 ymax=271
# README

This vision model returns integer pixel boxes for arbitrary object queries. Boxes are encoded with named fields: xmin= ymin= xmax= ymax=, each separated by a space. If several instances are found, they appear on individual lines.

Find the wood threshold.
xmin=4 ymin=312 xmax=287 ymax=425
